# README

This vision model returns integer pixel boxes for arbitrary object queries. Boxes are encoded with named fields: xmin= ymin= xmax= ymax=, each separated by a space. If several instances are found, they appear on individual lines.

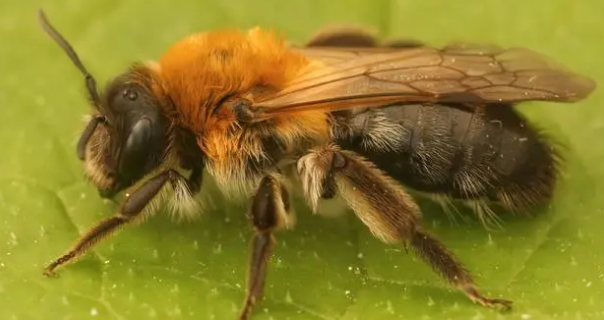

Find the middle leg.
xmin=239 ymin=173 xmax=294 ymax=320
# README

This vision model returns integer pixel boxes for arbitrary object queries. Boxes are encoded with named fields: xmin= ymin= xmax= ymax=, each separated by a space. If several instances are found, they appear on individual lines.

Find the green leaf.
xmin=1 ymin=0 xmax=603 ymax=319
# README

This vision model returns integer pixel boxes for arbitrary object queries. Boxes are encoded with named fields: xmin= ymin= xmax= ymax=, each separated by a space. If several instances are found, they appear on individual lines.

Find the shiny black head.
xmin=39 ymin=9 xmax=168 ymax=198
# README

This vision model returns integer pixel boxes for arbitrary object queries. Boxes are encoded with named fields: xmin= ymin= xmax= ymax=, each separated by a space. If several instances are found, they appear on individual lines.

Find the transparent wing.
xmin=250 ymin=44 xmax=596 ymax=120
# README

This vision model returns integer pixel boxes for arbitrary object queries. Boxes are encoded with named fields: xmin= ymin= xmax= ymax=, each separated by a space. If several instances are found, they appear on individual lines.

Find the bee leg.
xmin=409 ymin=230 xmax=512 ymax=309
xmin=43 ymin=169 xmax=189 ymax=276
xmin=176 ymin=127 xmax=205 ymax=194
xmin=185 ymin=161 xmax=204 ymax=194
xmin=319 ymin=159 xmax=338 ymax=200
xmin=297 ymin=145 xmax=512 ymax=310
xmin=239 ymin=174 xmax=293 ymax=320
xmin=76 ymin=115 xmax=104 ymax=160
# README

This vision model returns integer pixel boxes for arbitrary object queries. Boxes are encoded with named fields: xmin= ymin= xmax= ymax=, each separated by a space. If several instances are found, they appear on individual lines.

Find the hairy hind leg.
xmin=297 ymin=144 xmax=512 ymax=310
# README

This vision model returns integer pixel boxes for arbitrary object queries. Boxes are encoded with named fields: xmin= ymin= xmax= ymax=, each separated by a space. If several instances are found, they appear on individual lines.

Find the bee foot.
xmin=43 ymin=268 xmax=59 ymax=278
xmin=463 ymin=285 xmax=512 ymax=311
xmin=474 ymin=296 xmax=513 ymax=311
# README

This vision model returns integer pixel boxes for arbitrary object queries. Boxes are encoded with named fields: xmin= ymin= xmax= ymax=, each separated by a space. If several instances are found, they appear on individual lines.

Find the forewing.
xmin=251 ymin=44 xmax=596 ymax=118
xmin=295 ymin=46 xmax=398 ymax=66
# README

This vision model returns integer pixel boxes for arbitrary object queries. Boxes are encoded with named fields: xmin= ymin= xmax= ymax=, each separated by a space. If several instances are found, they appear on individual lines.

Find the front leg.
xmin=239 ymin=174 xmax=294 ymax=320
xmin=44 ymin=169 xmax=193 ymax=276
xmin=297 ymin=145 xmax=512 ymax=310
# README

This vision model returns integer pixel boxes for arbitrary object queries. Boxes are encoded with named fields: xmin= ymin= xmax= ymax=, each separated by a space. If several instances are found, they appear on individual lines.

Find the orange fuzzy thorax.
xmin=156 ymin=27 xmax=310 ymax=133
xmin=148 ymin=27 xmax=331 ymax=182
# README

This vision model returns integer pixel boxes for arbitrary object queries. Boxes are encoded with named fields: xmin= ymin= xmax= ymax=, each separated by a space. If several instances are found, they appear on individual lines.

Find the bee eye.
xmin=118 ymin=117 xmax=153 ymax=181
xmin=122 ymin=88 xmax=139 ymax=101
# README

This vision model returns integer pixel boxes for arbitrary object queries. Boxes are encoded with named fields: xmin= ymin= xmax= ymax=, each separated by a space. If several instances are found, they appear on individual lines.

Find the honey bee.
xmin=38 ymin=9 xmax=595 ymax=320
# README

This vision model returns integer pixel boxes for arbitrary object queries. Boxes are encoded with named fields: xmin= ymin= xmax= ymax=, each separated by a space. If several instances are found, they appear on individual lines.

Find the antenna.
xmin=38 ymin=9 xmax=101 ymax=107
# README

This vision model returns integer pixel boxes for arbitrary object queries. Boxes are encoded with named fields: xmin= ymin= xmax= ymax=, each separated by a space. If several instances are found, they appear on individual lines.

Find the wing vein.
xmin=249 ymin=44 xmax=595 ymax=120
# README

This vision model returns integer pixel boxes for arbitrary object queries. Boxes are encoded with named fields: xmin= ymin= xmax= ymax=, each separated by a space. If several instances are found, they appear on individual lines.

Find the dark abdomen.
xmin=332 ymin=103 xmax=560 ymax=211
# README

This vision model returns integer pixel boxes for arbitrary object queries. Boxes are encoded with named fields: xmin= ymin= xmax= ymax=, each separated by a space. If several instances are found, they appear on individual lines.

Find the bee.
xmin=38 ymin=9 xmax=595 ymax=320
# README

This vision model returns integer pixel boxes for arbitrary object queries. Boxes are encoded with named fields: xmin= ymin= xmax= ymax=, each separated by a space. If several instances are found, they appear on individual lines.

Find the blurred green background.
xmin=1 ymin=0 xmax=602 ymax=319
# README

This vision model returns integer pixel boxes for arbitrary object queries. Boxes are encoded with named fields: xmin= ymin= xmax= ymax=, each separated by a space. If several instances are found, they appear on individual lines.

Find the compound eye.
xmin=125 ymin=118 xmax=152 ymax=152
xmin=121 ymin=117 xmax=152 ymax=172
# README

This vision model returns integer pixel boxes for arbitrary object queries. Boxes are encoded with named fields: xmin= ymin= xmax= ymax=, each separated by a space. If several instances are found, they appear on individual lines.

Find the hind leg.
xmin=297 ymin=144 xmax=512 ymax=309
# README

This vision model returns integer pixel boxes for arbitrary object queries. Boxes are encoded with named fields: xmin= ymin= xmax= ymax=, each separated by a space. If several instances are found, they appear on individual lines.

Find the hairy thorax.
xmin=155 ymin=27 xmax=312 ymax=134
xmin=144 ymin=27 xmax=332 ymax=197
xmin=202 ymin=111 xmax=331 ymax=198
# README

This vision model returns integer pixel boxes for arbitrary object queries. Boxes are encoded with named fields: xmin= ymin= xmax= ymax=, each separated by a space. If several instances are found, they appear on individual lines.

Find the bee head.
xmin=39 ymin=10 xmax=169 ymax=198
